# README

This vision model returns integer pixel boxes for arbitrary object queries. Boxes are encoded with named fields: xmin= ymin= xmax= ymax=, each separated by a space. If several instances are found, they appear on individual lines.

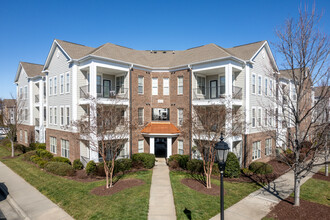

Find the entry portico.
xmin=141 ymin=122 xmax=180 ymax=158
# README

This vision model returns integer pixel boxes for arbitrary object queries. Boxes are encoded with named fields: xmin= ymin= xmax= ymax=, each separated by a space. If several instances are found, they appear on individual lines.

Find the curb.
xmin=0 ymin=183 xmax=30 ymax=220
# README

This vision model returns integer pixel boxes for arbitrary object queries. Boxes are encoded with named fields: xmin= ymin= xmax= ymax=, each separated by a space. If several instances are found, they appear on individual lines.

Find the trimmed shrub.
xmin=187 ymin=159 xmax=203 ymax=174
xmin=37 ymin=160 xmax=48 ymax=168
xmin=168 ymin=160 xmax=180 ymax=169
xmin=38 ymin=150 xmax=53 ymax=161
xmin=132 ymin=153 xmax=155 ymax=169
xmin=86 ymin=160 xmax=97 ymax=175
xmin=249 ymin=162 xmax=273 ymax=175
xmin=96 ymin=162 xmax=107 ymax=176
xmin=224 ymin=152 xmax=240 ymax=178
xmin=30 ymin=155 xmax=48 ymax=168
xmin=73 ymin=159 xmax=84 ymax=170
xmin=212 ymin=164 xmax=220 ymax=175
xmin=44 ymin=162 xmax=75 ymax=176
xmin=22 ymin=150 xmax=37 ymax=161
xmin=116 ymin=159 xmax=132 ymax=173
xmin=36 ymin=143 xmax=46 ymax=150
xmin=241 ymin=168 xmax=253 ymax=176
xmin=29 ymin=143 xmax=38 ymax=150
xmin=52 ymin=157 xmax=71 ymax=165
xmin=168 ymin=154 xmax=189 ymax=169
xmin=14 ymin=144 xmax=33 ymax=154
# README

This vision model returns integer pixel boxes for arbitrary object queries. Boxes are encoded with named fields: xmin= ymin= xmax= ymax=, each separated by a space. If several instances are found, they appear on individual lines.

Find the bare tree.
xmin=269 ymin=5 xmax=329 ymax=206
xmin=183 ymin=103 xmax=244 ymax=188
xmin=75 ymin=98 xmax=131 ymax=188
xmin=0 ymin=96 xmax=25 ymax=157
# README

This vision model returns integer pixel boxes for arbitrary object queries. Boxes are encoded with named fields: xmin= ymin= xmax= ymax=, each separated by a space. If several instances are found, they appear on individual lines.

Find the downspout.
xmin=188 ymin=65 xmax=192 ymax=160
xmin=129 ymin=64 xmax=133 ymax=158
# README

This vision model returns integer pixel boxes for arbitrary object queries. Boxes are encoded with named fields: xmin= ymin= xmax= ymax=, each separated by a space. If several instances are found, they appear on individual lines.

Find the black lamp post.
xmin=214 ymin=133 xmax=230 ymax=220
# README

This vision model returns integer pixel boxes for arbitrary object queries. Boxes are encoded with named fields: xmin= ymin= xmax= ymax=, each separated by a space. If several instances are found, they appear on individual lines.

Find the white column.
xmin=150 ymin=137 xmax=155 ymax=154
xmin=167 ymin=137 xmax=172 ymax=158
xmin=39 ymin=80 xmax=44 ymax=143
xmin=225 ymin=64 xmax=233 ymax=98
xmin=225 ymin=64 xmax=233 ymax=152
xmin=72 ymin=63 xmax=78 ymax=123
xmin=89 ymin=63 xmax=97 ymax=98
xmin=245 ymin=64 xmax=250 ymax=134
xmin=29 ymin=80 xmax=33 ymax=125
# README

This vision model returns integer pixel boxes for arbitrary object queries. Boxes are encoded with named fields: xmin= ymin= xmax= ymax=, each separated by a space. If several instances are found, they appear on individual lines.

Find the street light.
xmin=214 ymin=133 xmax=230 ymax=220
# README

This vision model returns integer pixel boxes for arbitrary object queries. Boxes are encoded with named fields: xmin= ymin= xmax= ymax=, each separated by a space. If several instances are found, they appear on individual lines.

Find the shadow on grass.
xmin=183 ymin=208 xmax=192 ymax=220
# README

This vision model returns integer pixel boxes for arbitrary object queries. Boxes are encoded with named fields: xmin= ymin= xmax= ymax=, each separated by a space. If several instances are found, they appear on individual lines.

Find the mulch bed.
xmin=2 ymin=155 xmax=18 ymax=159
xmin=265 ymin=197 xmax=330 ymax=220
xmin=181 ymin=178 xmax=223 ymax=196
xmin=90 ymin=179 xmax=144 ymax=196
xmin=267 ymin=160 xmax=291 ymax=177
xmin=312 ymin=171 xmax=330 ymax=182
xmin=66 ymin=170 xmax=105 ymax=182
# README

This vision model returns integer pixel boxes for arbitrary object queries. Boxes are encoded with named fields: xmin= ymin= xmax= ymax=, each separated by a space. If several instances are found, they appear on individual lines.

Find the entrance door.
xmin=103 ymin=80 xmax=111 ymax=98
xmin=155 ymin=138 xmax=167 ymax=157
xmin=210 ymin=80 xmax=218 ymax=99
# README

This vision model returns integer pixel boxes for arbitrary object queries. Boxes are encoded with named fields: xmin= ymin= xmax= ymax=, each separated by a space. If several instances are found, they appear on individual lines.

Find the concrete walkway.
xmin=210 ymin=164 xmax=323 ymax=220
xmin=0 ymin=161 xmax=73 ymax=220
xmin=148 ymin=158 xmax=176 ymax=220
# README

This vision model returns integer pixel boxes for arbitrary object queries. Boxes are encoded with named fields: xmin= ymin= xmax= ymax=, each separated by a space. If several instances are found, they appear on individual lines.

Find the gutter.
xmin=188 ymin=65 xmax=192 ymax=160
xmin=129 ymin=64 xmax=133 ymax=158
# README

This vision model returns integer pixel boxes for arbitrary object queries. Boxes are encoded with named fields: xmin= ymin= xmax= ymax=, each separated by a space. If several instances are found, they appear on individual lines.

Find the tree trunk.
xmin=326 ymin=163 xmax=329 ymax=177
xmin=11 ymin=140 xmax=14 ymax=157
xmin=325 ymin=144 xmax=329 ymax=177
xmin=109 ymin=159 xmax=115 ymax=188
xmin=293 ymin=175 xmax=301 ymax=206
xmin=105 ymin=162 xmax=109 ymax=188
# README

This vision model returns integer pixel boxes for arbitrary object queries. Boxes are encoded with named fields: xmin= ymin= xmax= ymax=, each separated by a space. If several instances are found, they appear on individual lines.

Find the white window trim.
xmin=61 ymin=139 xmax=70 ymax=158
xmin=264 ymin=77 xmax=268 ymax=96
xmin=252 ymin=141 xmax=261 ymax=160
xmin=65 ymin=72 xmax=70 ymax=94
xmin=178 ymin=140 xmax=184 ymax=155
xmin=269 ymin=79 xmax=273 ymax=97
xmin=65 ymin=105 xmax=70 ymax=126
xmin=177 ymin=76 xmax=183 ymax=95
xmin=49 ymin=77 xmax=52 ymax=96
xmin=138 ymin=140 xmax=144 ymax=153
xmin=196 ymin=74 xmax=206 ymax=95
xmin=138 ymin=76 xmax=144 ymax=94
xmin=251 ymin=107 xmax=256 ymax=128
xmin=138 ymin=108 xmax=144 ymax=125
xmin=49 ymin=107 xmax=53 ymax=125
xmin=251 ymin=73 xmax=256 ymax=94
xmin=53 ymin=76 xmax=57 ymax=95
xmin=54 ymin=107 xmax=57 ymax=125
xmin=24 ymin=130 xmax=28 ymax=144
xmin=60 ymin=74 xmax=64 ymax=94
xmin=24 ymin=85 xmax=28 ymax=100
xmin=163 ymin=78 xmax=170 ymax=96
xmin=258 ymin=107 xmax=262 ymax=127
xmin=177 ymin=108 xmax=183 ymax=126
xmin=60 ymin=106 xmax=64 ymax=126
xmin=265 ymin=138 xmax=272 ymax=156
xmin=152 ymin=78 xmax=158 ymax=95
xmin=258 ymin=75 xmax=262 ymax=95
xmin=50 ymin=137 xmax=57 ymax=154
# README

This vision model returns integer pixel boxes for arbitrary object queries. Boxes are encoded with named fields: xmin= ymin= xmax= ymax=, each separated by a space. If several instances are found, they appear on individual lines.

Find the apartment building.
xmin=0 ymin=99 xmax=16 ymax=125
xmin=15 ymin=39 xmax=280 ymax=166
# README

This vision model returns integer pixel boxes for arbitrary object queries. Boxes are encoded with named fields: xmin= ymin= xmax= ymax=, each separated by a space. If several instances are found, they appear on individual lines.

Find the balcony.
xmin=79 ymin=85 xmax=128 ymax=100
xmin=193 ymin=86 xmax=242 ymax=100
xmin=34 ymin=95 xmax=39 ymax=103
xmin=35 ymin=118 xmax=40 ymax=127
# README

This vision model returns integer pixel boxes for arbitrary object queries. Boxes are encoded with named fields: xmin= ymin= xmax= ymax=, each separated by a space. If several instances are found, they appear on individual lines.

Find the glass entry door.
xmin=210 ymin=80 xmax=218 ymax=99
xmin=103 ymin=80 xmax=111 ymax=98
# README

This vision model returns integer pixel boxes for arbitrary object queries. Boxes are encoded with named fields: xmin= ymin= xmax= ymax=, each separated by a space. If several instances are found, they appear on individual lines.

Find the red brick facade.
xmin=130 ymin=69 xmax=191 ymax=156
xmin=17 ymin=124 xmax=35 ymax=146
xmin=45 ymin=128 xmax=80 ymax=162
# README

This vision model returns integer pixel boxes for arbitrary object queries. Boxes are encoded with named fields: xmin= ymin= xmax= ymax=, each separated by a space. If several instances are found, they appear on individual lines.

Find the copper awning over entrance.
xmin=141 ymin=122 xmax=180 ymax=135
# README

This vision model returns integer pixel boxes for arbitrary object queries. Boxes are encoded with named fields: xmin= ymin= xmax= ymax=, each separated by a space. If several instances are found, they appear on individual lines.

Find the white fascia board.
xmin=43 ymin=40 xmax=72 ymax=71
xmin=142 ymin=133 xmax=180 ymax=137
xmin=14 ymin=63 xmax=23 ymax=83
xmin=250 ymin=41 xmax=279 ymax=72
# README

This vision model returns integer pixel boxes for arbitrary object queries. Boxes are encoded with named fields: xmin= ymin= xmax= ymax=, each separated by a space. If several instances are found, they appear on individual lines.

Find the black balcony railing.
xmin=80 ymin=85 xmax=129 ymax=99
xmin=193 ymin=86 xmax=242 ymax=100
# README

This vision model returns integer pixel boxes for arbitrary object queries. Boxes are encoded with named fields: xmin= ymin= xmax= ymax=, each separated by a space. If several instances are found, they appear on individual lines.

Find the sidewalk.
xmin=0 ymin=161 xmax=73 ymax=220
xmin=148 ymin=158 xmax=176 ymax=220
xmin=210 ymin=164 xmax=323 ymax=220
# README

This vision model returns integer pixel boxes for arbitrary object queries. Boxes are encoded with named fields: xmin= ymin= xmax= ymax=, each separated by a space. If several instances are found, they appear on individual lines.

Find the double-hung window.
xmin=60 ymin=107 xmax=64 ymax=125
xmin=24 ymin=86 xmax=27 ymax=100
xmin=97 ymin=75 xmax=102 ymax=94
xmin=49 ymin=107 xmax=53 ymax=124
xmin=265 ymin=78 xmax=268 ymax=96
xmin=50 ymin=137 xmax=57 ymax=154
xmin=116 ymin=76 xmax=125 ymax=94
xmin=60 ymin=74 xmax=64 ymax=94
xmin=24 ymin=109 xmax=28 ymax=121
xmin=49 ymin=78 xmax=53 ymax=95
xmin=252 ymin=108 xmax=256 ymax=128
xmin=177 ymin=109 xmax=183 ymax=126
xmin=196 ymin=76 xmax=205 ymax=95
xmin=66 ymin=107 xmax=70 ymax=125
xmin=54 ymin=76 xmax=57 ymax=95
xmin=177 ymin=76 xmax=183 ymax=95
xmin=24 ymin=131 xmax=28 ymax=144
xmin=66 ymin=72 xmax=70 ymax=93
xmin=152 ymin=78 xmax=158 ymax=95
xmin=265 ymin=139 xmax=272 ymax=156
xmin=61 ymin=139 xmax=69 ymax=158
xmin=252 ymin=74 xmax=256 ymax=94
xmin=54 ymin=107 xmax=57 ymax=125
xmin=178 ymin=140 xmax=184 ymax=155
xmin=252 ymin=141 xmax=261 ymax=160
xmin=138 ymin=76 xmax=144 ymax=94
xmin=19 ymin=87 xmax=23 ymax=99
xmin=269 ymin=79 xmax=273 ymax=96
xmin=264 ymin=109 xmax=268 ymax=127
xmin=258 ymin=108 xmax=262 ymax=127
xmin=138 ymin=108 xmax=144 ymax=125
xmin=163 ymin=78 xmax=169 ymax=95
xmin=258 ymin=76 xmax=262 ymax=95
xmin=138 ymin=140 xmax=144 ymax=153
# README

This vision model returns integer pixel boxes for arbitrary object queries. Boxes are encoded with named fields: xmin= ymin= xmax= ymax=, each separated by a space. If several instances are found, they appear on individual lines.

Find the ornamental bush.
xmin=52 ymin=157 xmax=71 ymax=165
xmin=86 ymin=160 xmax=97 ymax=175
xmin=187 ymin=159 xmax=203 ymax=174
xmin=23 ymin=150 xmax=37 ymax=161
xmin=36 ymin=143 xmax=46 ymax=150
xmin=224 ymin=152 xmax=240 ymax=178
xmin=132 ymin=153 xmax=155 ymax=169
xmin=249 ymin=162 xmax=273 ymax=175
xmin=44 ymin=162 xmax=75 ymax=176
xmin=116 ymin=159 xmax=132 ymax=174
xmin=73 ymin=159 xmax=84 ymax=170
xmin=168 ymin=154 xmax=189 ymax=169
xmin=30 ymin=155 xmax=48 ymax=168
xmin=38 ymin=150 xmax=53 ymax=161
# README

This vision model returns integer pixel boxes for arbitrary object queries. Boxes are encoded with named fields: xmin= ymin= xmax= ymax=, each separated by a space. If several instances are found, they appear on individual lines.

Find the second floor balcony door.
xmin=210 ymin=80 xmax=218 ymax=99
xmin=103 ymin=80 xmax=111 ymax=98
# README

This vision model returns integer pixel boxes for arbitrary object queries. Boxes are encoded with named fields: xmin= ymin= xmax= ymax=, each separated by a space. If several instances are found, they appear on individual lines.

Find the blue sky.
xmin=0 ymin=0 xmax=329 ymax=99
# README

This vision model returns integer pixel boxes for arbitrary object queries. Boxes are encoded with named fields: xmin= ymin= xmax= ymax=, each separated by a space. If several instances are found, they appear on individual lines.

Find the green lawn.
xmin=170 ymin=171 xmax=261 ymax=220
xmin=299 ymin=176 xmax=330 ymax=206
xmin=0 ymin=146 xmax=152 ymax=220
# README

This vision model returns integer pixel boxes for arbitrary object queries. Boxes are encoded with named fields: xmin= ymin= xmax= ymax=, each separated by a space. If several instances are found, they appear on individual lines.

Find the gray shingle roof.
xmin=20 ymin=62 xmax=44 ymax=77
xmin=54 ymin=39 xmax=267 ymax=68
